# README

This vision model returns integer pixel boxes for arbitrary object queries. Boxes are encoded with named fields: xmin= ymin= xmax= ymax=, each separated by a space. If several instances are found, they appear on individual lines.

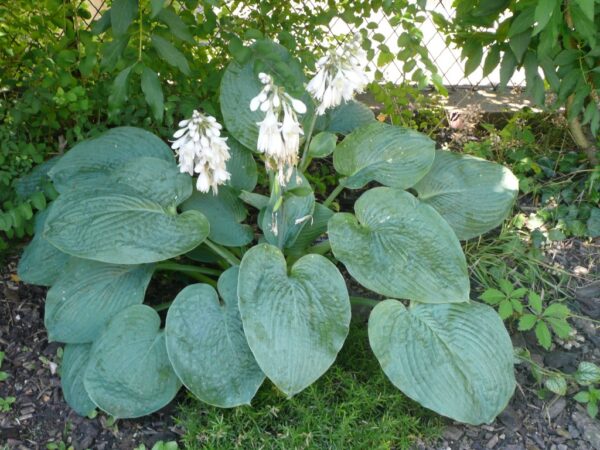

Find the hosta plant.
xmin=18 ymin=37 xmax=519 ymax=425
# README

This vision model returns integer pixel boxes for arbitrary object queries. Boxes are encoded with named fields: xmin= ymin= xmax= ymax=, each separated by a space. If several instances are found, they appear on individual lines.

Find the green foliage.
xmin=19 ymin=39 xmax=519 ymax=426
xmin=462 ymin=114 xmax=600 ymax=239
xmin=441 ymin=0 xmax=600 ymax=140
xmin=176 ymin=324 xmax=442 ymax=450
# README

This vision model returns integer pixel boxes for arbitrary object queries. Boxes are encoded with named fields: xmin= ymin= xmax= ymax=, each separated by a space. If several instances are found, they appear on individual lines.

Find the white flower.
xmin=250 ymin=73 xmax=306 ymax=186
xmin=171 ymin=110 xmax=231 ymax=194
xmin=307 ymin=33 xmax=369 ymax=115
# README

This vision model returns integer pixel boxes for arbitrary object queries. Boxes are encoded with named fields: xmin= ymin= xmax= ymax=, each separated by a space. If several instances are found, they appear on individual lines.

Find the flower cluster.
xmin=171 ymin=110 xmax=231 ymax=194
xmin=306 ymin=33 xmax=369 ymax=115
xmin=250 ymin=73 xmax=306 ymax=186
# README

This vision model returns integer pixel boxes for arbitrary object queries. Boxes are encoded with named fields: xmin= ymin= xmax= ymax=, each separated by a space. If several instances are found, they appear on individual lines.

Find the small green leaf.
xmin=511 ymin=287 xmax=528 ymax=299
xmin=109 ymin=65 xmax=134 ymax=108
xmin=518 ymin=314 xmax=538 ymax=331
xmin=141 ymin=67 xmax=164 ymax=122
xmin=574 ymin=391 xmax=590 ymax=403
xmin=480 ymin=289 xmax=505 ymax=305
xmin=511 ymin=298 xmax=524 ymax=314
xmin=528 ymin=292 xmax=543 ymax=314
xmin=500 ymin=51 xmax=517 ymax=88
xmin=543 ymin=303 xmax=570 ymax=319
xmin=308 ymin=132 xmax=337 ymax=158
xmin=545 ymin=318 xmax=571 ymax=339
xmin=545 ymin=376 xmax=567 ymax=396
xmin=498 ymin=300 xmax=513 ymax=319
xmin=532 ymin=0 xmax=558 ymax=35
xmin=100 ymin=35 xmax=129 ymax=70
xmin=30 ymin=191 xmax=47 ymax=210
xmin=498 ymin=279 xmax=514 ymax=295
xmin=151 ymin=34 xmax=191 ymax=75
xmin=588 ymin=401 xmax=598 ymax=418
xmin=535 ymin=321 xmax=552 ymax=350
xmin=575 ymin=362 xmax=600 ymax=386
xmin=575 ymin=0 xmax=595 ymax=21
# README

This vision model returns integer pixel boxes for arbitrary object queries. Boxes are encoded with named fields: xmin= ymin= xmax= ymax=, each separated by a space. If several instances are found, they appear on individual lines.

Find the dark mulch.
xmin=1 ymin=237 xmax=599 ymax=450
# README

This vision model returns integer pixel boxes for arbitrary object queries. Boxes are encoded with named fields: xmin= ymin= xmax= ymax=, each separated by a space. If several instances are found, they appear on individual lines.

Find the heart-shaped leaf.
xmin=165 ymin=267 xmax=265 ymax=407
xmin=333 ymin=122 xmax=435 ymax=189
xmin=328 ymin=187 xmax=469 ymax=303
xmin=238 ymin=244 xmax=350 ymax=396
xmin=61 ymin=344 xmax=96 ymax=416
xmin=18 ymin=207 xmax=70 ymax=286
xmin=413 ymin=150 xmax=519 ymax=240
xmin=48 ymin=127 xmax=174 ymax=193
xmin=220 ymin=41 xmax=306 ymax=151
xmin=45 ymin=260 xmax=154 ymax=343
xmin=44 ymin=188 xmax=209 ymax=264
xmin=109 ymin=157 xmax=192 ymax=207
xmin=181 ymin=186 xmax=253 ymax=247
xmin=84 ymin=305 xmax=180 ymax=418
xmin=369 ymin=300 xmax=516 ymax=425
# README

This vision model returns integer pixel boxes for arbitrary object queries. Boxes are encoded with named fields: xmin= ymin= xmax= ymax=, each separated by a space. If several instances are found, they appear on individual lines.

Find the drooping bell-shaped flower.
xmin=307 ymin=33 xmax=369 ymax=115
xmin=171 ymin=110 xmax=231 ymax=194
xmin=250 ymin=73 xmax=306 ymax=186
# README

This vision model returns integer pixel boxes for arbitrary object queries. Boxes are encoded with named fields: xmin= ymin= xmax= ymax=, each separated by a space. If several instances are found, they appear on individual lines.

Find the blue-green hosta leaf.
xmin=18 ymin=207 xmax=70 ymax=286
xmin=220 ymin=41 xmax=306 ymax=151
xmin=316 ymin=100 xmax=376 ymax=135
xmin=48 ymin=127 xmax=174 ymax=193
xmin=226 ymin=137 xmax=258 ymax=192
xmin=84 ymin=305 xmax=180 ymax=418
xmin=15 ymin=156 xmax=60 ymax=200
xmin=181 ymin=186 xmax=253 ymax=247
xmin=413 ymin=150 xmax=519 ymax=240
xmin=328 ymin=187 xmax=469 ymax=303
xmin=60 ymin=344 xmax=96 ymax=416
xmin=165 ymin=267 xmax=265 ymax=407
xmin=109 ymin=157 xmax=192 ymax=207
xmin=261 ymin=171 xmax=315 ymax=248
xmin=44 ymin=188 xmax=209 ymax=264
xmin=333 ymin=122 xmax=435 ymax=189
xmin=45 ymin=260 xmax=154 ymax=343
xmin=369 ymin=300 xmax=515 ymax=425
xmin=238 ymin=244 xmax=350 ymax=396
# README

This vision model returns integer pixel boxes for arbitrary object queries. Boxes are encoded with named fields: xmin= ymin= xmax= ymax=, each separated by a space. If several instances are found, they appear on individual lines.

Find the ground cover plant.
xmin=16 ymin=31 xmax=522 ymax=428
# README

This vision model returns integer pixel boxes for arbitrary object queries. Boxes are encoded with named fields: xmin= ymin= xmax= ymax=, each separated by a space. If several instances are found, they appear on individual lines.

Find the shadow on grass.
xmin=175 ymin=321 xmax=443 ymax=450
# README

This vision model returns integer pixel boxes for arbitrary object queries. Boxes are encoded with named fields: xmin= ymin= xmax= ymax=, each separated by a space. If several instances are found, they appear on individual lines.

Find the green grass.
xmin=175 ymin=322 xmax=442 ymax=450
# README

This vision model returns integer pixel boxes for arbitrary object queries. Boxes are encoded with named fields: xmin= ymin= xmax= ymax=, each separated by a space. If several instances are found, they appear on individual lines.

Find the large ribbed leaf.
xmin=45 ymin=260 xmax=154 ymax=343
xmin=238 ymin=244 xmax=350 ymax=396
xmin=328 ymin=187 xmax=469 ymax=303
xmin=44 ymin=188 xmax=209 ymax=264
xmin=413 ymin=150 xmax=519 ymax=240
xmin=333 ymin=122 xmax=435 ymax=189
xmin=109 ymin=157 xmax=192 ymax=207
xmin=181 ymin=186 xmax=253 ymax=247
xmin=18 ymin=207 xmax=70 ymax=286
xmin=48 ymin=127 xmax=173 ymax=193
xmin=220 ymin=41 xmax=306 ymax=151
xmin=61 ymin=344 xmax=96 ymax=416
xmin=261 ymin=171 xmax=315 ymax=248
xmin=226 ymin=138 xmax=258 ymax=192
xmin=369 ymin=300 xmax=515 ymax=425
xmin=316 ymin=100 xmax=375 ymax=135
xmin=84 ymin=305 xmax=180 ymax=418
xmin=165 ymin=267 xmax=265 ymax=407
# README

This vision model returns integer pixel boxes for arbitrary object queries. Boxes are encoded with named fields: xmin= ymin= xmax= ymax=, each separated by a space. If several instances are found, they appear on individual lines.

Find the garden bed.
xmin=1 ymin=233 xmax=598 ymax=449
